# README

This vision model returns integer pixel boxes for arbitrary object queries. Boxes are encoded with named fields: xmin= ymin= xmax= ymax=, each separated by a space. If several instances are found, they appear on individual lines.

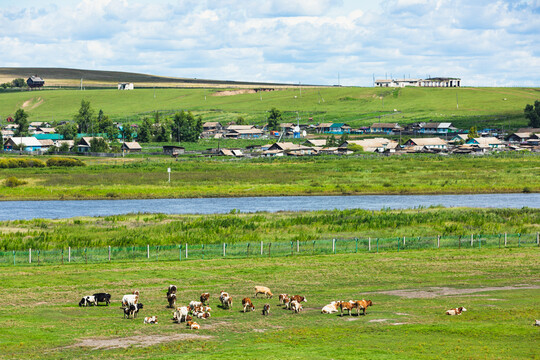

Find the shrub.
xmin=4 ymin=176 xmax=27 ymax=188
xmin=0 ymin=158 xmax=45 ymax=168
xmin=46 ymin=157 xmax=85 ymax=167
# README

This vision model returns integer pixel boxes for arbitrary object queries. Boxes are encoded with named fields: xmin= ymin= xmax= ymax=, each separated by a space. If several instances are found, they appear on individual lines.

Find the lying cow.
xmin=79 ymin=296 xmax=97 ymax=307
xmin=446 ymin=307 xmax=467 ymax=316
xmin=200 ymin=293 xmax=210 ymax=305
xmin=254 ymin=286 xmax=273 ymax=299
xmin=321 ymin=301 xmax=340 ymax=314
xmin=92 ymin=293 xmax=111 ymax=306
xmin=242 ymin=297 xmax=255 ymax=313
xmin=187 ymin=321 xmax=200 ymax=330
xmin=167 ymin=293 xmax=176 ymax=308
xmin=144 ymin=316 xmax=158 ymax=324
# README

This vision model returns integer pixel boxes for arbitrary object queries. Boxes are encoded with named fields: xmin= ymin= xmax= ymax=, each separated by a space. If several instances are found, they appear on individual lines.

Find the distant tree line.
xmin=1 ymin=78 xmax=27 ymax=89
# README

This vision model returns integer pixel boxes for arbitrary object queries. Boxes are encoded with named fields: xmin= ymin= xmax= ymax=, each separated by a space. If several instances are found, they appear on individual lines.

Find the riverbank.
xmin=1 ymin=154 xmax=539 ymax=201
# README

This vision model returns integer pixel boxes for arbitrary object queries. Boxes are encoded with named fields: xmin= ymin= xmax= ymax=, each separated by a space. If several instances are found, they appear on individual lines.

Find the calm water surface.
xmin=3 ymin=193 xmax=539 ymax=221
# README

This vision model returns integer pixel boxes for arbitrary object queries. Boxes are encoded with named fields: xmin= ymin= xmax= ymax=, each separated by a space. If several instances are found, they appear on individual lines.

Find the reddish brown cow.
xmin=242 ymin=297 xmax=255 ymax=313
xmin=200 ymin=293 xmax=210 ymax=305
xmin=353 ymin=299 xmax=373 ymax=315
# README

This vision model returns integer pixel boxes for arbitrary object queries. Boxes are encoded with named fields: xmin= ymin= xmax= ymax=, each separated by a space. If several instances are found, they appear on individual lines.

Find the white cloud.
xmin=0 ymin=0 xmax=538 ymax=86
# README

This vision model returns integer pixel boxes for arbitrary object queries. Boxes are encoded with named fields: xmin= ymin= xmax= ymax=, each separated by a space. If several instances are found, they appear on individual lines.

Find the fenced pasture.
xmin=3 ymin=232 xmax=538 ymax=266
xmin=0 ymin=248 xmax=537 ymax=359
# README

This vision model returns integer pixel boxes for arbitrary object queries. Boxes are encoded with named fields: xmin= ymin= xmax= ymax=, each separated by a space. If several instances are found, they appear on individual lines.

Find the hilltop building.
xmin=27 ymin=75 xmax=44 ymax=89
xmin=375 ymin=77 xmax=461 ymax=87
xmin=118 ymin=83 xmax=134 ymax=90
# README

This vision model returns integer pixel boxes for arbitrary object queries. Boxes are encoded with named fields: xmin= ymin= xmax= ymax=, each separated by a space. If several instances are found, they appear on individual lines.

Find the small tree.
xmin=267 ymin=108 xmax=282 ymax=131
xmin=171 ymin=111 xmax=203 ymax=142
xmin=138 ymin=118 xmax=152 ymax=143
xmin=348 ymin=144 xmax=364 ymax=153
xmin=58 ymin=142 xmax=71 ymax=152
xmin=155 ymin=123 xmax=171 ymax=142
xmin=120 ymin=125 xmax=133 ymax=142
xmin=12 ymin=78 xmax=26 ymax=88
xmin=338 ymin=133 xmax=349 ymax=146
xmin=524 ymin=100 xmax=540 ymax=128
xmin=56 ymin=122 xmax=78 ymax=140
xmin=236 ymin=116 xmax=246 ymax=125
xmin=13 ymin=109 xmax=29 ymax=136
xmin=89 ymin=138 xmax=109 ymax=153
xmin=467 ymin=126 xmax=478 ymax=140
xmin=326 ymin=134 xmax=338 ymax=147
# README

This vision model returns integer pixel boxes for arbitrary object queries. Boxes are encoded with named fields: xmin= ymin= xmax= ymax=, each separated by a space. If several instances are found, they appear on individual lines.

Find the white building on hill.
xmin=375 ymin=77 xmax=461 ymax=88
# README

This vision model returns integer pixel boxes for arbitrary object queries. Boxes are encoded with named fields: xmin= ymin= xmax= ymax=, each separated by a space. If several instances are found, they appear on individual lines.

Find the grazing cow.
xmin=446 ymin=307 xmax=467 ymax=316
xmin=92 ymin=293 xmax=111 ymax=306
xmin=353 ymin=299 xmax=373 ymax=316
xmin=339 ymin=301 xmax=355 ymax=317
xmin=262 ymin=304 xmax=270 ymax=316
xmin=168 ymin=285 xmax=177 ymax=295
xmin=124 ymin=304 xmax=136 ymax=318
xmin=187 ymin=321 xmax=200 ymax=330
xmin=220 ymin=292 xmax=232 ymax=309
xmin=242 ymin=298 xmax=255 ymax=313
xmin=254 ymin=286 xmax=273 ymax=299
xmin=278 ymin=294 xmax=289 ymax=305
xmin=79 ymin=295 xmax=97 ymax=307
xmin=122 ymin=294 xmax=139 ymax=308
xmin=144 ymin=316 xmax=158 ymax=324
xmin=167 ymin=293 xmax=176 ymax=308
xmin=290 ymin=300 xmax=303 ymax=313
xmin=200 ymin=293 xmax=210 ymax=305
xmin=321 ymin=301 xmax=340 ymax=314
xmin=288 ymin=295 xmax=306 ymax=309
xmin=173 ymin=306 xmax=190 ymax=323
xmin=283 ymin=297 xmax=291 ymax=309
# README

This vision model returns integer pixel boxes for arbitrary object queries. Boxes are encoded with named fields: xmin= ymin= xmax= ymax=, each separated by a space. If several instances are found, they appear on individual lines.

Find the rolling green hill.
xmin=0 ymin=85 xmax=537 ymax=129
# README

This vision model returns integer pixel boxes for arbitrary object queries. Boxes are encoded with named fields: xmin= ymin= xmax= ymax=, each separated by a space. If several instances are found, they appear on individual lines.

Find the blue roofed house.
xmin=370 ymin=123 xmax=403 ymax=134
xmin=419 ymin=122 xmax=455 ymax=134
xmin=316 ymin=123 xmax=351 ymax=134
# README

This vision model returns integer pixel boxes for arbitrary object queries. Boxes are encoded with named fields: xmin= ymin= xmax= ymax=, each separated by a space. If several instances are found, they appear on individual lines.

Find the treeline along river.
xmin=4 ymin=193 xmax=539 ymax=221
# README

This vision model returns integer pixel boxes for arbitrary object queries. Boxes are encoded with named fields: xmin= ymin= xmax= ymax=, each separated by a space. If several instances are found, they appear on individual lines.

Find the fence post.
xmin=471 ymin=234 xmax=474 ymax=247
xmin=108 ymin=246 xmax=110 ymax=262
xmin=269 ymin=243 xmax=271 ymax=257
xmin=478 ymin=235 xmax=481 ymax=249
xmin=223 ymin=243 xmax=226 ymax=257
xmin=376 ymin=238 xmax=379 ymax=253
xmin=61 ymin=249 xmax=64 ymax=265
xmin=290 ymin=241 xmax=293 ymax=255
xmin=247 ymin=243 xmax=250 ymax=257
xmin=147 ymin=244 xmax=150 ymax=259
xmin=313 ymin=240 xmax=316 ymax=254
xmin=368 ymin=237 xmax=371 ymax=252
xmin=332 ymin=239 xmax=336 ymax=254
xmin=537 ymin=232 xmax=539 ymax=247
xmin=202 ymin=244 xmax=204 ymax=259
xmin=13 ymin=250 xmax=15 ymax=266
xmin=85 ymin=248 xmax=87 ymax=264
xmin=69 ymin=246 xmax=71 ymax=263
xmin=38 ymin=250 xmax=40 ymax=265
xmin=297 ymin=240 xmax=299 ymax=253
xmin=437 ymin=235 xmax=440 ymax=249
xmin=504 ymin=233 xmax=507 ymax=247
xmin=397 ymin=237 xmax=400 ymax=252
xmin=261 ymin=241 xmax=263 ymax=255
xmin=518 ymin=233 xmax=521 ymax=247
xmin=355 ymin=238 xmax=358 ymax=253
xmin=29 ymin=248 xmax=31 ymax=264
xmin=403 ymin=236 xmax=406 ymax=247
xmin=458 ymin=235 xmax=461 ymax=249
xmin=186 ymin=243 xmax=188 ymax=259
xmin=179 ymin=244 xmax=182 ymax=261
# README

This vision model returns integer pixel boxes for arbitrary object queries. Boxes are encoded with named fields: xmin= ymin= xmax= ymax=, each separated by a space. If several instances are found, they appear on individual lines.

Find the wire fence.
xmin=1 ymin=233 xmax=538 ymax=266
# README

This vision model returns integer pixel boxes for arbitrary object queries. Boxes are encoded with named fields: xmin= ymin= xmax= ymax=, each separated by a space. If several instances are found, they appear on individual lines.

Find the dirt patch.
xmin=67 ymin=333 xmax=213 ymax=350
xmin=395 ymin=313 xmax=409 ymax=316
xmin=22 ymin=97 xmax=44 ymax=109
xmin=374 ymin=285 xmax=540 ymax=299
xmin=212 ymin=89 xmax=256 ymax=96
xmin=391 ymin=322 xmax=407 ymax=326
xmin=369 ymin=319 xmax=388 ymax=323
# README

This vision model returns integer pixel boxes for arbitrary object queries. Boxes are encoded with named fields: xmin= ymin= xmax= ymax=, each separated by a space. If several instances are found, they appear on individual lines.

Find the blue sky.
xmin=1 ymin=0 xmax=539 ymax=86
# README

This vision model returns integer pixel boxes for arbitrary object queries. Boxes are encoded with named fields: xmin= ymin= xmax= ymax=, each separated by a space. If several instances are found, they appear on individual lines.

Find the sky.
xmin=1 ymin=0 xmax=539 ymax=86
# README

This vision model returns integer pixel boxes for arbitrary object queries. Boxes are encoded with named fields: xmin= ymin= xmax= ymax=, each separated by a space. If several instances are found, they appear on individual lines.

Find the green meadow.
xmin=1 ymin=86 xmax=538 ymax=128
xmin=0 ymin=248 xmax=538 ymax=359
xmin=0 ymin=153 xmax=539 ymax=201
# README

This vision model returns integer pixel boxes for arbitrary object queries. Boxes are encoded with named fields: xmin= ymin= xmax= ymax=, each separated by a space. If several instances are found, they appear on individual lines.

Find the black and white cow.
xmin=93 ymin=293 xmax=111 ymax=306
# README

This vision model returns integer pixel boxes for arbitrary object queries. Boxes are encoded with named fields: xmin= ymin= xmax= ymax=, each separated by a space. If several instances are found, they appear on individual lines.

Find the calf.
xmin=353 ymin=299 xmax=373 ymax=316
xmin=290 ymin=300 xmax=303 ymax=313
xmin=133 ymin=303 xmax=143 ymax=318
xmin=167 ymin=293 xmax=176 ymax=308
xmin=187 ymin=321 xmax=200 ymax=330
xmin=242 ymin=297 xmax=255 ymax=313
xmin=200 ymin=293 xmax=210 ymax=305
xmin=254 ymin=286 xmax=273 ymax=299
xmin=278 ymin=294 xmax=289 ymax=305
xmin=79 ymin=295 xmax=97 ymax=307
xmin=93 ymin=293 xmax=111 ymax=306
xmin=262 ymin=304 xmax=270 ymax=316
xmin=446 ymin=307 xmax=467 ymax=316
xmin=124 ymin=304 xmax=136 ymax=319
xmin=220 ymin=292 xmax=232 ymax=309
xmin=339 ymin=301 xmax=355 ymax=317
xmin=144 ymin=316 xmax=158 ymax=324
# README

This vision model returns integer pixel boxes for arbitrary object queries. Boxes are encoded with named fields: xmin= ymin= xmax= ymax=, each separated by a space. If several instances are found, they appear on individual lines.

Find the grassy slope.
xmin=0 ymin=154 xmax=538 ymax=201
xmin=1 ymin=207 xmax=539 ymax=250
xmin=0 ymin=248 xmax=537 ymax=359
xmin=0 ymin=86 xmax=538 ymax=128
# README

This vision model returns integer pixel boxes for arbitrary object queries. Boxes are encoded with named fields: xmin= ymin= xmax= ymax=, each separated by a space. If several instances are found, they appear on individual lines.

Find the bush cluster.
xmin=46 ymin=157 xmax=85 ymax=167
xmin=0 ymin=158 xmax=46 ymax=168
xmin=4 ymin=176 xmax=27 ymax=188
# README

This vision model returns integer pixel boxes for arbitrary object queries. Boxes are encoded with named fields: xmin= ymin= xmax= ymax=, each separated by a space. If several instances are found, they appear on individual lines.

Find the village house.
xmin=340 ymin=138 xmax=399 ymax=153
xmin=266 ymin=142 xmax=318 ymax=156
xmin=121 ymin=141 xmax=142 ymax=153
xmin=403 ymin=138 xmax=448 ymax=151
xmin=419 ymin=122 xmax=455 ymax=134
xmin=217 ymin=149 xmax=243 ymax=157
xmin=316 ymin=123 xmax=351 ymax=134
xmin=224 ymin=128 xmax=264 ymax=139
xmin=303 ymin=139 xmax=327 ymax=147
xmin=375 ymin=77 xmax=461 ymax=87
xmin=466 ymin=137 xmax=505 ymax=149
xmin=370 ymin=123 xmax=403 ymax=134
xmin=4 ymin=136 xmax=43 ymax=151
xmin=449 ymin=134 xmax=468 ymax=143
xmin=27 ymin=76 xmax=44 ymax=89
xmin=77 ymin=137 xmax=105 ymax=153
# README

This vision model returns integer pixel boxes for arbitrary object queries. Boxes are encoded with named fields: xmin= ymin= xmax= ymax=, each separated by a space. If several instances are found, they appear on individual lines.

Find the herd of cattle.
xmin=79 ymin=285 xmax=468 ymax=329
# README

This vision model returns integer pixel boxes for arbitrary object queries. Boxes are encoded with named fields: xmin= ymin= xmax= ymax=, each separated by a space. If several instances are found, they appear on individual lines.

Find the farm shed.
xmin=27 ymin=76 xmax=44 ymax=88
xmin=121 ymin=141 xmax=142 ymax=152
xmin=163 ymin=145 xmax=185 ymax=156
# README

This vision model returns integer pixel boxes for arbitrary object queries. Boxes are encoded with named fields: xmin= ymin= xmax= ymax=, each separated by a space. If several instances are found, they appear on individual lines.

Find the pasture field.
xmin=0 ymin=153 xmax=539 ymax=201
xmin=1 ymin=207 xmax=539 ymax=250
xmin=0 ymin=248 xmax=538 ymax=359
xmin=0 ymin=86 xmax=538 ymax=129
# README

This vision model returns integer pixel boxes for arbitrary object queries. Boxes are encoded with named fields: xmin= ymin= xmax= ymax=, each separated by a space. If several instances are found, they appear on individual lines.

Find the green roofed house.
xmin=316 ymin=123 xmax=351 ymax=134
xmin=33 ymin=134 xmax=63 ymax=140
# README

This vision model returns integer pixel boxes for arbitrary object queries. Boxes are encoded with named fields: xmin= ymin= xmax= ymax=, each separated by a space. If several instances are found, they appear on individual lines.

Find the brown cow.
xmin=446 ymin=306 xmax=466 ymax=316
xmin=262 ymin=303 xmax=270 ymax=316
xmin=288 ymin=295 xmax=307 ymax=309
xmin=353 ymin=299 xmax=373 ymax=316
xmin=200 ymin=293 xmax=210 ymax=305
xmin=242 ymin=297 xmax=255 ymax=313
xmin=278 ymin=294 xmax=289 ymax=305
xmin=339 ymin=301 xmax=355 ymax=316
